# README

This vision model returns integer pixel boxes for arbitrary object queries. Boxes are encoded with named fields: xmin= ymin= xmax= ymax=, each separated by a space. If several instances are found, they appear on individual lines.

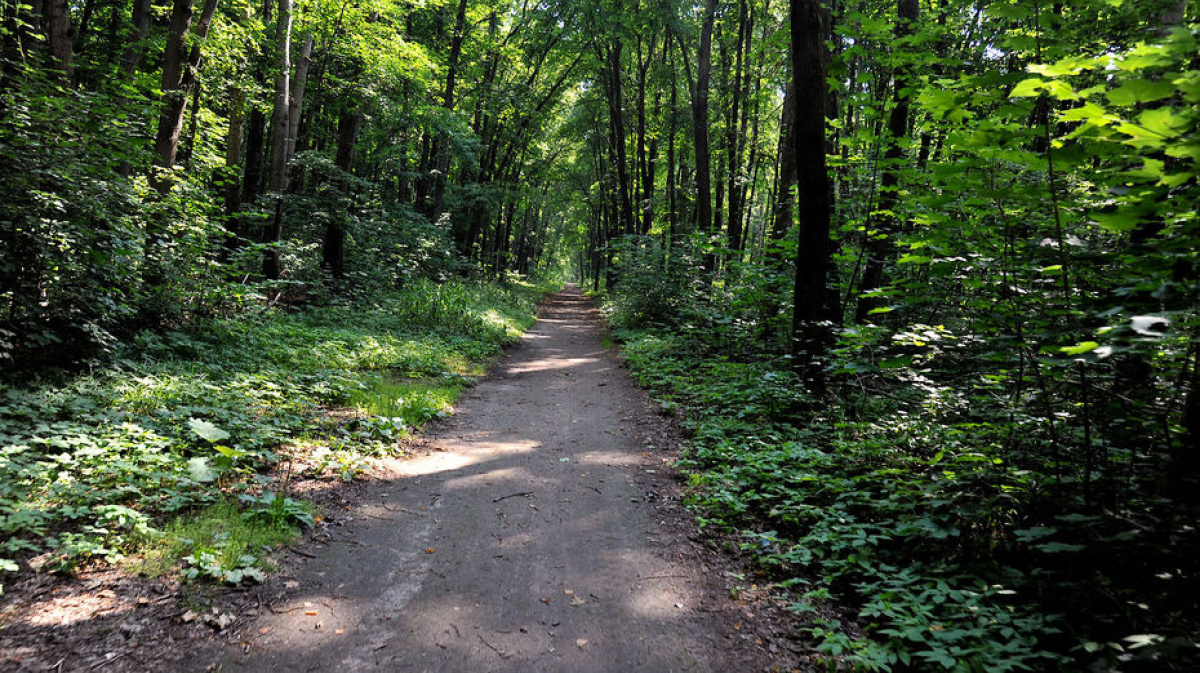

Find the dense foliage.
xmin=0 ymin=280 xmax=542 ymax=586
xmin=0 ymin=0 xmax=575 ymax=367
xmin=3 ymin=0 xmax=1198 ymax=667
xmin=583 ymin=0 xmax=1200 ymax=669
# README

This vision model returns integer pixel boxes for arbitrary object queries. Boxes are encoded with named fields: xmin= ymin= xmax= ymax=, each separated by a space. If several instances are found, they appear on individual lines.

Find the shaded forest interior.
xmin=1 ymin=0 xmax=1198 ymax=669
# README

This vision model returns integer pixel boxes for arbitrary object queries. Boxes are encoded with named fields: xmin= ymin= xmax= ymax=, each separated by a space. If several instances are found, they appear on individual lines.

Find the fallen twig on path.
xmin=478 ymin=633 xmax=512 ymax=659
xmin=492 ymin=491 xmax=534 ymax=503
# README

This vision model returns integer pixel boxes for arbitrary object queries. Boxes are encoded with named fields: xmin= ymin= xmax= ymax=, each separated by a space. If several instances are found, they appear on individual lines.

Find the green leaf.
xmin=1036 ymin=541 xmax=1086 ymax=553
xmin=1138 ymin=107 xmax=1186 ymax=138
xmin=1045 ymin=80 xmax=1081 ymax=101
xmin=214 ymin=445 xmax=248 ymax=459
xmin=1164 ymin=142 xmax=1200 ymax=163
xmin=1123 ymin=634 xmax=1166 ymax=649
xmin=1009 ymin=78 xmax=1045 ymax=98
xmin=986 ymin=3 xmax=1029 ymax=20
xmin=1014 ymin=526 xmax=1057 ymax=542
xmin=1106 ymin=79 xmax=1175 ymax=106
xmin=1060 ymin=341 xmax=1099 ymax=356
xmin=187 ymin=457 xmax=219 ymax=483
xmin=1159 ymin=171 xmax=1193 ymax=188
xmin=188 ymin=418 xmax=231 ymax=443
xmin=1124 ymin=159 xmax=1165 ymax=180
xmin=1029 ymin=54 xmax=1103 ymax=77
xmin=1093 ymin=209 xmax=1142 ymax=232
xmin=1059 ymin=102 xmax=1112 ymax=126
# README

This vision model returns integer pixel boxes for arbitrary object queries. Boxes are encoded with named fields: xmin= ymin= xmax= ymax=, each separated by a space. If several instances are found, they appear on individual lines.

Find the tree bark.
xmin=430 ymin=0 xmax=471 ymax=217
xmin=263 ymin=0 xmax=292 ymax=280
xmin=674 ymin=0 xmax=719 ymax=239
xmin=242 ymin=108 xmax=267 ymax=205
xmin=117 ymin=0 xmax=151 ymax=80
xmin=666 ymin=56 xmax=678 ymax=240
xmin=725 ymin=0 xmax=751 ymax=253
xmin=268 ymin=0 xmax=292 ymax=194
xmin=789 ymin=0 xmax=834 ymax=394
xmin=224 ymin=88 xmax=245 ymax=220
xmin=286 ymin=33 xmax=314 ymax=169
xmin=149 ymin=0 xmax=220 ymax=193
xmin=771 ymin=81 xmax=797 ymax=243
xmin=41 ymin=0 xmax=72 ymax=80
xmin=323 ymin=110 xmax=362 ymax=280
xmin=601 ymin=41 xmax=636 ymax=238
xmin=72 ymin=0 xmax=94 ymax=57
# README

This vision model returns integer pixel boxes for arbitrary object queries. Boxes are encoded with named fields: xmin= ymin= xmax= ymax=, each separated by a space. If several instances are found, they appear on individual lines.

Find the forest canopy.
xmin=2 ymin=0 xmax=1198 ymax=668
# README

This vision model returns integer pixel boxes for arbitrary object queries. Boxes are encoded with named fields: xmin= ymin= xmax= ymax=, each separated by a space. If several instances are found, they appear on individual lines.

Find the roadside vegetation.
xmin=604 ymin=239 xmax=1198 ymax=672
xmin=0 ymin=280 xmax=546 ymax=590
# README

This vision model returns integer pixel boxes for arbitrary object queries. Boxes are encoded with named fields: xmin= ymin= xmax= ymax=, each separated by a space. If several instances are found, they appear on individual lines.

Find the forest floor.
xmin=1 ymin=287 xmax=808 ymax=671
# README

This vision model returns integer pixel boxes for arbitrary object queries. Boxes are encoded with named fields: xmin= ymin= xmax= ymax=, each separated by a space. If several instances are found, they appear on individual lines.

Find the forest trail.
xmin=218 ymin=286 xmax=758 ymax=672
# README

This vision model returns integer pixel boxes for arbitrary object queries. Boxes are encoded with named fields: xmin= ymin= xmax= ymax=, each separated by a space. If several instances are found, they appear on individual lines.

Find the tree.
xmin=150 ymin=0 xmax=221 ymax=194
xmin=788 ymin=0 xmax=833 ymax=393
xmin=674 ymin=0 xmax=719 ymax=241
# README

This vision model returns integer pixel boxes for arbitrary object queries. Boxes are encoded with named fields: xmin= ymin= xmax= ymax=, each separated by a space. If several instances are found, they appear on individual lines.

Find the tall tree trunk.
xmin=771 ymin=79 xmax=796 ymax=243
xmin=149 ymin=0 xmax=220 ymax=193
xmin=854 ymin=0 xmax=918 ymax=323
xmin=430 ymin=0 xmax=471 ymax=217
xmin=666 ymin=59 xmax=678 ymax=241
xmin=242 ymin=108 xmax=267 ymax=204
xmin=263 ymin=0 xmax=292 ymax=280
xmin=222 ymin=88 xmax=245 ymax=251
xmin=179 ymin=78 xmax=203 ymax=167
xmin=636 ymin=35 xmax=657 ymax=236
xmin=72 ymin=0 xmax=94 ymax=57
xmin=602 ymin=42 xmax=636 ymax=238
xmin=41 ymin=0 xmax=72 ymax=80
xmin=712 ymin=38 xmax=727 ymax=254
xmin=268 ymin=0 xmax=292 ymax=194
xmin=285 ymin=33 xmax=313 ymax=169
xmin=760 ymin=77 xmax=796 ymax=346
xmin=414 ymin=132 xmax=432 ymax=210
xmin=296 ymin=0 xmax=348 ymax=153
xmin=789 ymin=0 xmax=834 ymax=394
xmin=323 ymin=110 xmax=361 ymax=280
xmin=117 ymin=0 xmax=151 ymax=80
xmin=726 ymin=0 xmax=751 ymax=253
xmin=674 ymin=0 xmax=718 ymax=240
xmin=645 ymin=86 xmax=660 ymax=236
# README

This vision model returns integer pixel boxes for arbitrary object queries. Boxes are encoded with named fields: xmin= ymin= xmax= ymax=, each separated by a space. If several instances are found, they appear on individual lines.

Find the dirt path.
xmin=216 ymin=286 xmax=783 ymax=672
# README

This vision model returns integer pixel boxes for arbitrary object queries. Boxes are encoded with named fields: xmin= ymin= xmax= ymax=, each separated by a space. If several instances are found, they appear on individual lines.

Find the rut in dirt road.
xmin=218 ymin=286 xmax=753 ymax=672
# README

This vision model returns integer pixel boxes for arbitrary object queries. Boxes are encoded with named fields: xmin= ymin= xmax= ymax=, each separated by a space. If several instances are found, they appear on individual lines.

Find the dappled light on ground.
xmin=219 ymin=288 xmax=741 ymax=671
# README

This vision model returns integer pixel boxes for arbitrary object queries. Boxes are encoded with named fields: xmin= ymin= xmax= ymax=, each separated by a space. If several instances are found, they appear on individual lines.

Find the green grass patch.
xmin=347 ymin=374 xmax=463 ymax=428
xmin=132 ymin=498 xmax=304 ymax=583
xmin=0 ymin=279 xmax=551 ymax=589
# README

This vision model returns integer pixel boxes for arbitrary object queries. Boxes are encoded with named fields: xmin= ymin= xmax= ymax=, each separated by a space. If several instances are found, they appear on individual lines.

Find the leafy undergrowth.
xmin=614 ymin=326 xmax=1199 ymax=672
xmin=133 ymin=498 xmax=310 ymax=584
xmin=0 ymin=279 xmax=550 ymax=589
